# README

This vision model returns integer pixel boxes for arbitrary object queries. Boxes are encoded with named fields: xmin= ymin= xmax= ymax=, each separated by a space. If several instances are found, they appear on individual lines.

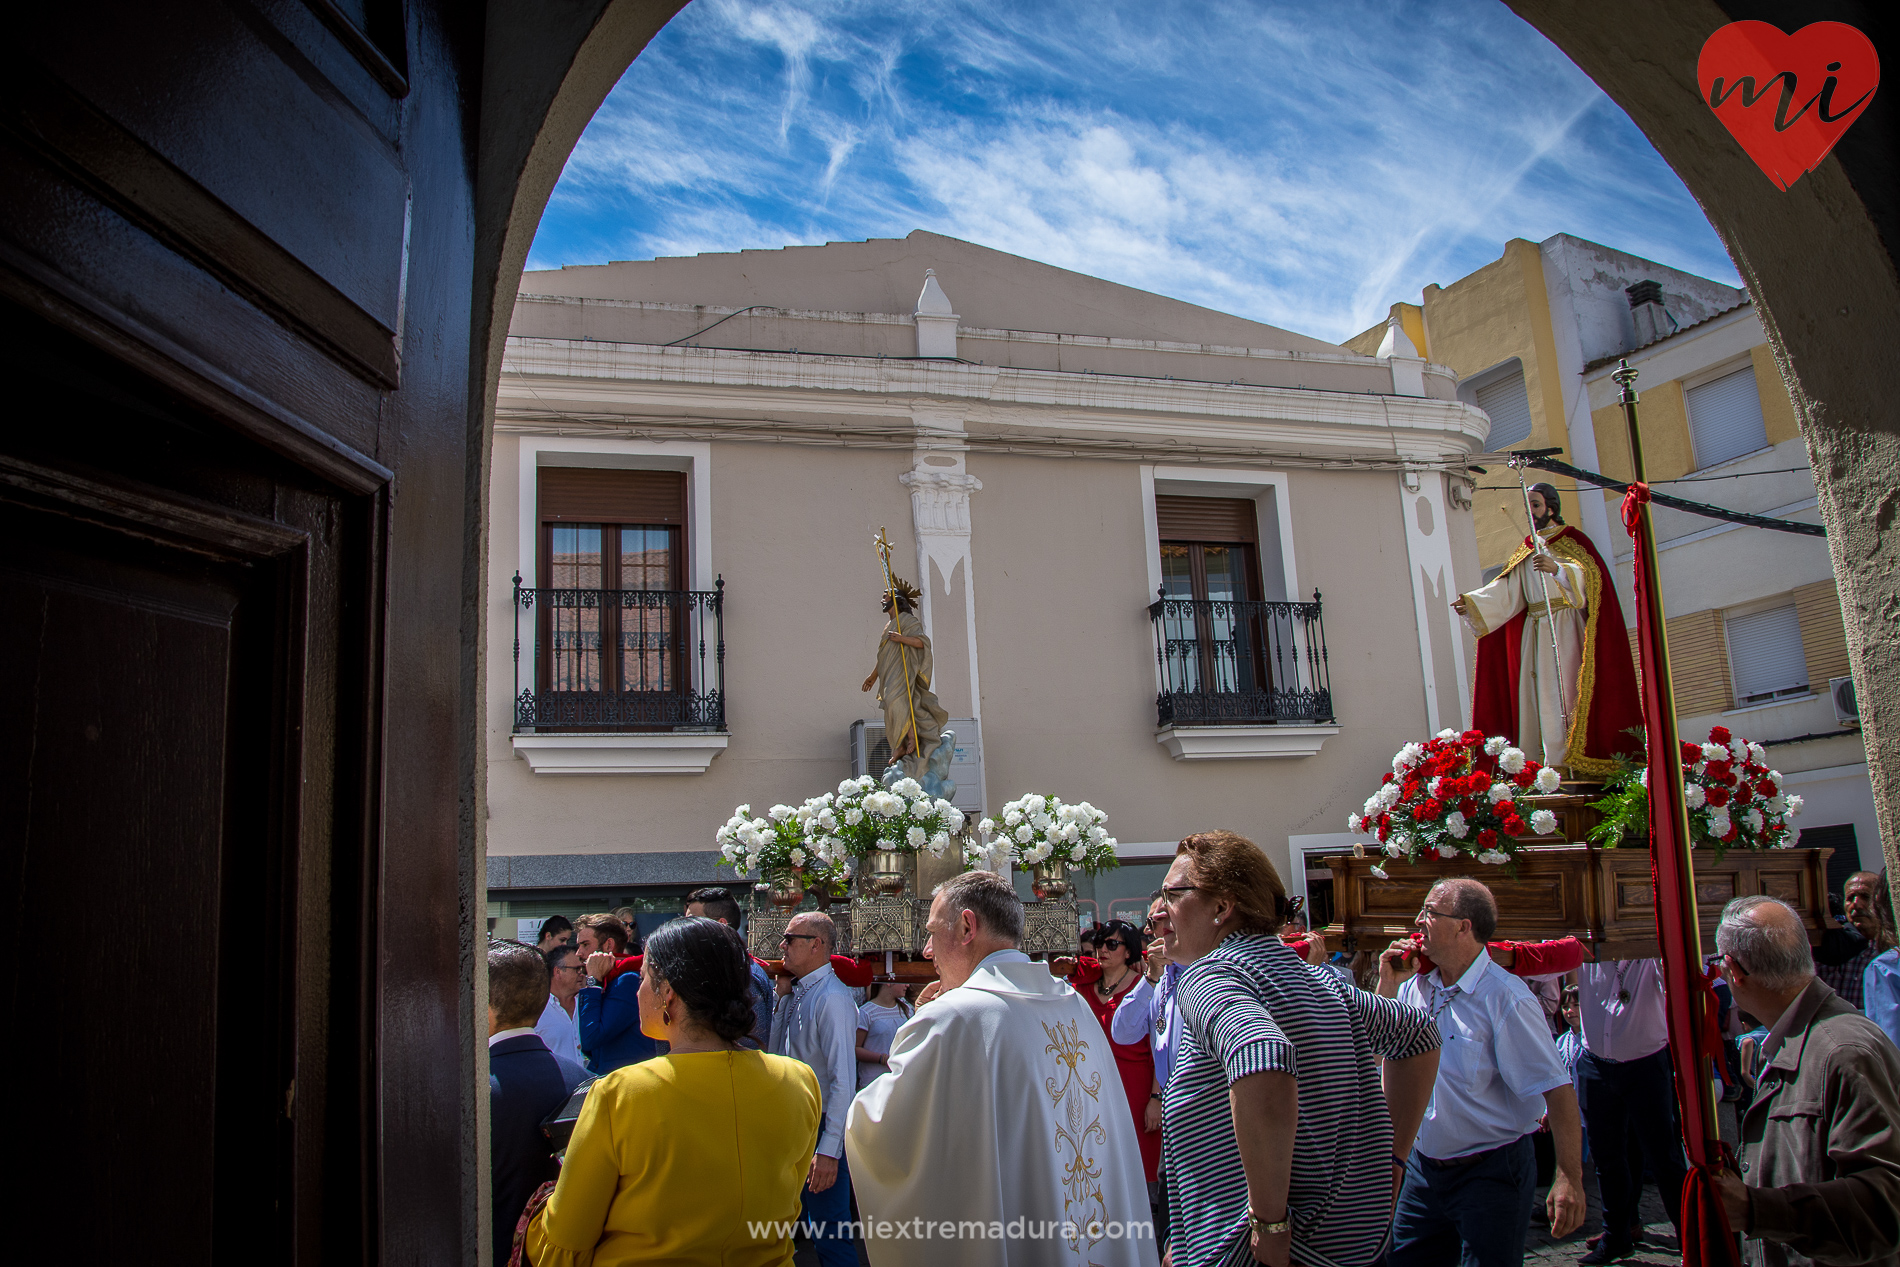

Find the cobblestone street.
xmin=1526 ymin=1160 xmax=1681 ymax=1266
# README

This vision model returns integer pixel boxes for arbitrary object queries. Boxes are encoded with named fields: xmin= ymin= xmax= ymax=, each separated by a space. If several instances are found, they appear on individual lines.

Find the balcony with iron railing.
xmin=512 ymin=575 xmax=725 ymax=734
xmin=1148 ymin=589 xmax=1335 ymax=750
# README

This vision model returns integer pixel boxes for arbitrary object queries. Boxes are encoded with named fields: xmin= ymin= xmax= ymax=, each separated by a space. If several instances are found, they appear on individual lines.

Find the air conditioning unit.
xmin=850 ymin=717 xmax=985 ymax=816
xmin=1830 ymin=676 xmax=1859 ymax=725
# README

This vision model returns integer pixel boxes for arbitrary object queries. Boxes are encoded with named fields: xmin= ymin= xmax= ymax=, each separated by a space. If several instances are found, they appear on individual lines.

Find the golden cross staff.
xmin=1508 ymin=458 xmax=1571 ymax=767
xmin=873 ymin=527 xmax=919 ymax=766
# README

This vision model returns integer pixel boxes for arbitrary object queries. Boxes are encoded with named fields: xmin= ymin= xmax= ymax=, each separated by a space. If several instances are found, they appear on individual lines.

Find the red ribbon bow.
xmin=1621 ymin=481 xmax=1651 ymax=535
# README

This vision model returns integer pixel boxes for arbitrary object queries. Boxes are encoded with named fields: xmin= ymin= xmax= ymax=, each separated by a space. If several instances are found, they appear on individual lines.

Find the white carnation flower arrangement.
xmin=716 ymin=799 xmax=849 ymax=889
xmin=717 ymin=773 xmax=971 ymax=886
xmin=977 ymin=793 xmax=1119 ymax=874
xmin=831 ymin=775 xmax=966 ymax=862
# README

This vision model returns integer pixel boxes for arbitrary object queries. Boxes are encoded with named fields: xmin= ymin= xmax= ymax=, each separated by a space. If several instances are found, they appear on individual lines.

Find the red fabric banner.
xmin=1623 ymin=481 xmax=1739 ymax=1266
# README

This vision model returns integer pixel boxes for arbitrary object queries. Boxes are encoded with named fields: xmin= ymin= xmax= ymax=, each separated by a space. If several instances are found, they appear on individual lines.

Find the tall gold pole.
xmin=1613 ymin=359 xmax=1720 ymax=1164
xmin=873 ymin=528 xmax=919 ymax=768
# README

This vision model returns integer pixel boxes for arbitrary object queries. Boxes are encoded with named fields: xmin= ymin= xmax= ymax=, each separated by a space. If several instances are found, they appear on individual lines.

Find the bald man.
xmin=1715 ymin=895 xmax=1900 ymax=1266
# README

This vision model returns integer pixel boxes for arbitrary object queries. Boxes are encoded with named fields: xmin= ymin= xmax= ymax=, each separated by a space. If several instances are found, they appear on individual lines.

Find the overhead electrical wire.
xmin=1474 ymin=465 xmax=1813 ymax=490
xmin=660 ymin=306 xmax=773 ymax=346
xmin=1513 ymin=452 xmax=1825 ymax=537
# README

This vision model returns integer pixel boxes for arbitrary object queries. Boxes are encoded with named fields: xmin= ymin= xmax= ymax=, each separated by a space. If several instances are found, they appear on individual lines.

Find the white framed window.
xmin=1460 ymin=359 xmax=1533 ymax=452
xmin=516 ymin=438 xmax=713 ymax=592
xmin=1725 ymin=601 xmax=1808 ymax=706
xmin=1140 ymin=467 xmax=1296 ymax=603
xmin=1687 ymin=365 xmax=1768 ymax=470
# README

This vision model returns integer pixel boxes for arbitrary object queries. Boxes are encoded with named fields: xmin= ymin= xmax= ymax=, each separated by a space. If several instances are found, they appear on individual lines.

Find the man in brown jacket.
xmin=1714 ymin=894 xmax=1900 ymax=1267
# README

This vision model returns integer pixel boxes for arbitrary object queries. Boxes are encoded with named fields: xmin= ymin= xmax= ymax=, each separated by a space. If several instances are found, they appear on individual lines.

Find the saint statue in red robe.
xmin=1453 ymin=485 xmax=1643 ymax=780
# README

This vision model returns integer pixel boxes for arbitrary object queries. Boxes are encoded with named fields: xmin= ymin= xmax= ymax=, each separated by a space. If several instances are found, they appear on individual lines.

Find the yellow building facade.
xmin=1351 ymin=235 xmax=1878 ymax=875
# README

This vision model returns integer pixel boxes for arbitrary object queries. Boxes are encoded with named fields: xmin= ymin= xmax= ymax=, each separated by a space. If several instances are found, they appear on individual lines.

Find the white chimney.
xmin=914 ymin=269 xmax=959 ymax=358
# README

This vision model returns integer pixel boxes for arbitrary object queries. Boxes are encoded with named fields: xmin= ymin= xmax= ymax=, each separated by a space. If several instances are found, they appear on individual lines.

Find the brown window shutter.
xmin=538 ymin=468 xmax=686 ymax=524
xmin=1156 ymin=495 xmax=1258 ymax=542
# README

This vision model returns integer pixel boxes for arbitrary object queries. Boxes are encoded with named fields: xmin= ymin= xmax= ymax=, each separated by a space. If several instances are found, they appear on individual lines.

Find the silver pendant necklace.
xmin=1614 ymin=960 xmax=1633 ymax=1006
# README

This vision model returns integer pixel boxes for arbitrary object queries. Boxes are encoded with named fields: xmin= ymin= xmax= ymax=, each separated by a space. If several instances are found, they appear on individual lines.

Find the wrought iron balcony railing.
xmin=512 ymin=576 xmax=725 ymax=732
xmin=1147 ymin=589 xmax=1334 ymax=726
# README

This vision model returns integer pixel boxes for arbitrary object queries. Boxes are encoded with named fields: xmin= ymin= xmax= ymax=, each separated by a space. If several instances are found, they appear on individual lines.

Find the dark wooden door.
xmin=2 ymin=3 xmax=484 ymax=1261
xmin=0 ymin=457 xmax=299 ymax=1260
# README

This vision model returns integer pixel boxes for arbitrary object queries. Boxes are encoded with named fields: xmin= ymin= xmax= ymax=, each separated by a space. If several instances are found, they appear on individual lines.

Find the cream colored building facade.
xmin=1351 ymin=234 xmax=1876 ymax=880
xmin=485 ymin=231 xmax=1491 ymax=937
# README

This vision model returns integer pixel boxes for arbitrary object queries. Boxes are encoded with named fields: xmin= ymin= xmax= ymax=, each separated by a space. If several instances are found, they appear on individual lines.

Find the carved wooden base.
xmin=851 ymin=896 xmax=924 ymax=953
xmin=1023 ymin=898 xmax=1081 ymax=954
xmin=746 ymin=901 xmax=797 ymax=960
xmin=1322 ymin=843 xmax=1836 ymax=960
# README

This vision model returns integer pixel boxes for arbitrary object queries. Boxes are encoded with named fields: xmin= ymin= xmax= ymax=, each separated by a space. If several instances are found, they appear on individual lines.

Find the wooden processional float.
xmin=1319 ymin=791 xmax=1836 ymax=961
xmin=746 ymin=849 xmax=1086 ymax=981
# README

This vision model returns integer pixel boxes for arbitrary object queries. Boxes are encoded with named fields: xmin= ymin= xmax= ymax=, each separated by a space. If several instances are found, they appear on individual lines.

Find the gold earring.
xmin=661 ymin=1006 xmax=672 ymax=1025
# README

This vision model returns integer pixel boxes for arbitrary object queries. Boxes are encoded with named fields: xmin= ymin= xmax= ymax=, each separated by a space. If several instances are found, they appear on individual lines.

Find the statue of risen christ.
xmin=1452 ymin=484 xmax=1645 ymax=780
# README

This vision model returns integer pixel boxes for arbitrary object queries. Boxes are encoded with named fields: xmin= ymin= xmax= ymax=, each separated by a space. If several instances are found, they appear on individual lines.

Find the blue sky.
xmin=527 ymin=0 xmax=1739 ymax=345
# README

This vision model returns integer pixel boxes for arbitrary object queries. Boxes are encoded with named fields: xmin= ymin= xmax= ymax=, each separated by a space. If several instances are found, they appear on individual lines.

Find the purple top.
xmin=1577 ymin=958 xmax=1669 ymax=1062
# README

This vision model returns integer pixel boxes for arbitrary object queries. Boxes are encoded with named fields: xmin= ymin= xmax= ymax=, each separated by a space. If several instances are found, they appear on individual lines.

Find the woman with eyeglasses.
xmin=521 ymin=916 xmax=821 ymax=1267
xmin=1157 ymin=831 xmax=1443 ymax=1267
xmin=1078 ymin=918 xmax=1163 ymax=1186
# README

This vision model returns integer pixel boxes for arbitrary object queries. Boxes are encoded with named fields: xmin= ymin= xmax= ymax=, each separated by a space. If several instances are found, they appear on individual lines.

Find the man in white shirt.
xmin=769 ymin=911 xmax=859 ymax=1267
xmin=1380 ymin=878 xmax=1585 ymax=1267
xmin=534 ymin=942 xmax=587 ymax=1076
xmin=1573 ymin=955 xmax=1689 ymax=1263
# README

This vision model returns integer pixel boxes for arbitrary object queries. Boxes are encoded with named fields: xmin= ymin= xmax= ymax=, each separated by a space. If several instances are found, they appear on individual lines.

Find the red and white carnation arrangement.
xmin=1349 ymin=728 xmax=1564 ymax=877
xmin=1675 ymin=725 xmax=1801 ymax=852
xmin=1588 ymin=725 xmax=1804 ymax=858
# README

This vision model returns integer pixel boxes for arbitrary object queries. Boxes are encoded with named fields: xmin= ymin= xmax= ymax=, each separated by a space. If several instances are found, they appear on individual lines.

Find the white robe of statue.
xmin=845 ymin=951 xmax=1159 ymax=1267
xmin=1459 ymin=526 xmax=1587 ymax=765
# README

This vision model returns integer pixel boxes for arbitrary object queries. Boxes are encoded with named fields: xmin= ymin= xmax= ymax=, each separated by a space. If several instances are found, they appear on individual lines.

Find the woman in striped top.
xmin=1158 ymin=831 xmax=1443 ymax=1267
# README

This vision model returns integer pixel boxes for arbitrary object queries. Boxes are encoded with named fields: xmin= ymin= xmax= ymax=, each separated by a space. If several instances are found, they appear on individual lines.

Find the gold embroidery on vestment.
xmin=1043 ymin=1019 xmax=1111 ymax=1261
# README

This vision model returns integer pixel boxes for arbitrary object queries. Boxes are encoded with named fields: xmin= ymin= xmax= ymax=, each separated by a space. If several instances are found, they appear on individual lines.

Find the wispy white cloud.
xmin=529 ymin=0 xmax=1738 ymax=343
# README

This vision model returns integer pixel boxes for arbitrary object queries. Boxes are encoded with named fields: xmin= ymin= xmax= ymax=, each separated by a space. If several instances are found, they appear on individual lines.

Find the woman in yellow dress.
xmin=524 ymin=917 xmax=821 ymax=1266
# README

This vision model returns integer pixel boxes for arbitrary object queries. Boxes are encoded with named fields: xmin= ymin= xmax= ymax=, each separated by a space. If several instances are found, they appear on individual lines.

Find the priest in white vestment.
xmin=846 ymin=871 xmax=1159 ymax=1267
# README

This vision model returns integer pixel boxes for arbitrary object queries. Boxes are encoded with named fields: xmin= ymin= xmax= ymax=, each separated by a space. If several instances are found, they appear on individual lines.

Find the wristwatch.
xmin=1246 ymin=1209 xmax=1291 ymax=1236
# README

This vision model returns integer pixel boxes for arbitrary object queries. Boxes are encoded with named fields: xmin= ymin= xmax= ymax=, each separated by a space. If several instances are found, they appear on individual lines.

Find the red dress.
xmin=1079 ymin=969 xmax=1162 ymax=1183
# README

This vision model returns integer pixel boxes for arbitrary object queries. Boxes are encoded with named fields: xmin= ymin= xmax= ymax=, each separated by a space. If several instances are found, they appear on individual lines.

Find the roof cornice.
xmin=497 ymin=336 xmax=1489 ymax=465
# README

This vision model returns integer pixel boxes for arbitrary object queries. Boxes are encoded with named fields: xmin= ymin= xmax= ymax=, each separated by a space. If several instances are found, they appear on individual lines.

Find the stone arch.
xmin=474 ymin=0 xmax=1900 ymax=875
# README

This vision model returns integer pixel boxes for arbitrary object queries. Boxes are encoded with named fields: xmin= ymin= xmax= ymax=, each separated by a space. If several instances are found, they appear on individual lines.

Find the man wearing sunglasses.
xmin=534 ymin=942 xmax=589 ymax=1075
xmin=769 ymin=911 xmax=860 ymax=1266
